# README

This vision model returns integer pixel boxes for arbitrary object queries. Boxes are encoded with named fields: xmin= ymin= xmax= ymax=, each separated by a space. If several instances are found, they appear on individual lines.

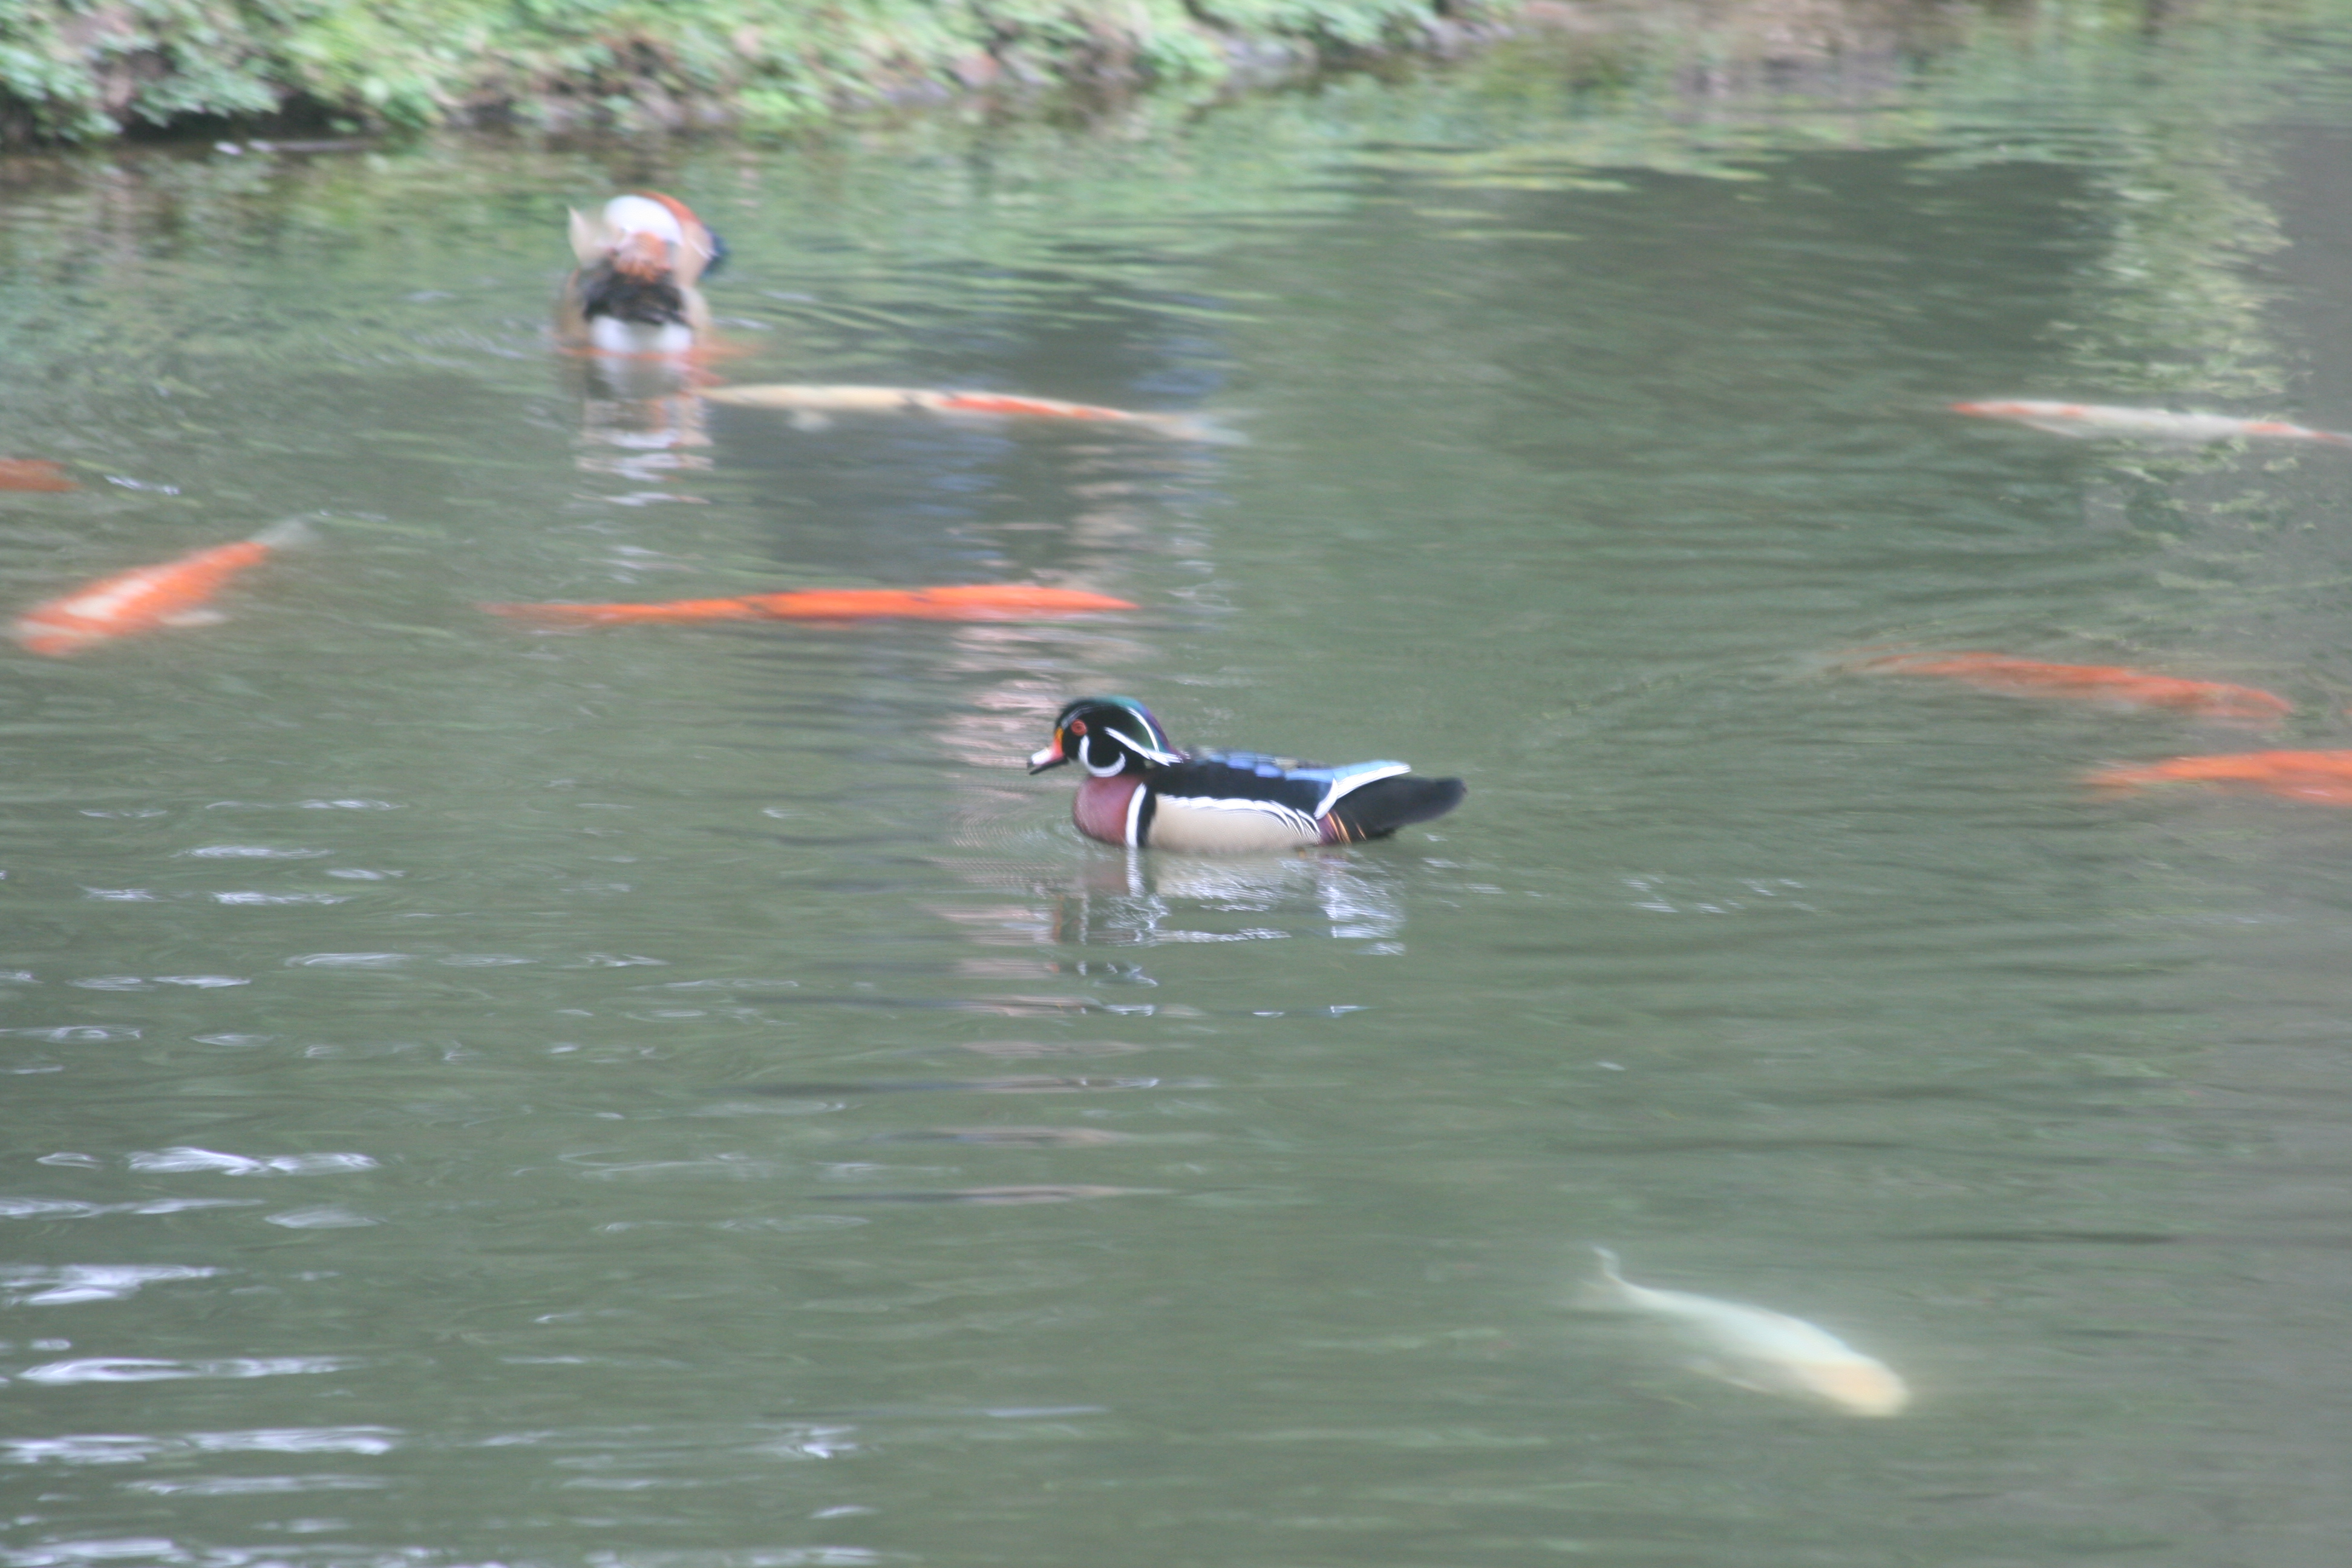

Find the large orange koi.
xmin=482 ymin=583 xmax=1137 ymax=626
xmin=2087 ymin=750 xmax=2352 ymax=805
xmin=12 ymin=520 xmax=310 ymax=658
xmin=1855 ymin=652 xmax=2290 ymax=722
xmin=703 ymin=384 xmax=1220 ymax=439
xmin=0 ymin=459 xmax=76 ymax=492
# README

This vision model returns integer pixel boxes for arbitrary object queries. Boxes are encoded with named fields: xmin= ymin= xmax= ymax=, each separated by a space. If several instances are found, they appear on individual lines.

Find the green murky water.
xmin=11 ymin=8 xmax=2352 ymax=1565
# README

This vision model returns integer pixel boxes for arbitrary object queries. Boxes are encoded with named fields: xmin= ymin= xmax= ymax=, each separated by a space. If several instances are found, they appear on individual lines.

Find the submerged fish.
xmin=704 ymin=383 xmax=1218 ymax=439
xmin=818 ymin=1184 xmax=1158 ymax=1204
xmin=482 ymin=584 xmax=1137 ymax=626
xmin=1578 ymin=1248 xmax=1910 ymax=1417
xmin=12 ymin=519 xmax=310 ymax=658
xmin=1856 ymin=651 xmax=2291 ymax=722
xmin=0 ymin=458 xmax=77 ymax=492
xmin=1952 ymin=400 xmax=2352 ymax=446
xmin=2086 ymin=749 xmax=2352 ymax=806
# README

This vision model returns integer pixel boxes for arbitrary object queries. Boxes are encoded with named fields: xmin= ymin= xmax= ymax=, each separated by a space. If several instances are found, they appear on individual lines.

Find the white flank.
xmin=1146 ymin=794 xmax=1322 ymax=854
xmin=1580 ymin=1248 xmax=1910 ymax=1417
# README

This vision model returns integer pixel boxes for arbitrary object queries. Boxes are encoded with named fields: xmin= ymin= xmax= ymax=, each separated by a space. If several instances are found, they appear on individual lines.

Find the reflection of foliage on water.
xmin=2041 ymin=16 xmax=2299 ymax=409
xmin=1355 ymin=2 xmax=2330 ymax=408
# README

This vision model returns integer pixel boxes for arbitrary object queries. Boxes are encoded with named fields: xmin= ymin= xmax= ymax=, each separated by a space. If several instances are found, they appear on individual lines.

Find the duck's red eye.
xmin=1068 ymin=720 xmax=1086 ymax=736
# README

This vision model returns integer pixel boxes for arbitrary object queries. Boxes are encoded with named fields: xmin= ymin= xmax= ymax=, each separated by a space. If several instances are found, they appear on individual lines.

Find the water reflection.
xmin=997 ymin=850 xmax=1405 ymax=950
xmin=13 ymin=7 xmax=2352 ymax=1566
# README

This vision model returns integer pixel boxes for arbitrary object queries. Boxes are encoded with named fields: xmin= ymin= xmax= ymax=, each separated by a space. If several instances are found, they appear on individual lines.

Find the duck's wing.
xmin=1160 ymin=754 xmax=1330 ymax=817
xmin=1184 ymin=753 xmax=1462 ymax=834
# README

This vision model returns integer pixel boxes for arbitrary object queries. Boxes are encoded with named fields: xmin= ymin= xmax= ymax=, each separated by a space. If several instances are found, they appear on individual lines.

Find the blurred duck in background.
xmin=556 ymin=192 xmax=724 ymax=356
xmin=557 ymin=191 xmax=730 ymax=495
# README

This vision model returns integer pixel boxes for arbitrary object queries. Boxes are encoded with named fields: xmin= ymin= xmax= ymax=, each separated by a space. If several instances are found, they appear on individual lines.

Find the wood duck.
xmin=1028 ymin=697 xmax=1466 ymax=852
xmin=556 ymin=192 xmax=724 ymax=355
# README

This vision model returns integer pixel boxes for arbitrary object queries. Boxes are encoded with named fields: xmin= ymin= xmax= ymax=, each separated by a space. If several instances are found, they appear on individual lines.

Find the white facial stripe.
xmin=1078 ymin=733 xmax=1123 ymax=777
xmin=1106 ymin=725 xmax=1181 ymax=765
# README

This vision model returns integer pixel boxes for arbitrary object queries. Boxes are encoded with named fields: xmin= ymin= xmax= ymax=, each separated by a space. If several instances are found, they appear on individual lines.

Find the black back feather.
xmin=1322 ymin=776 xmax=1466 ymax=842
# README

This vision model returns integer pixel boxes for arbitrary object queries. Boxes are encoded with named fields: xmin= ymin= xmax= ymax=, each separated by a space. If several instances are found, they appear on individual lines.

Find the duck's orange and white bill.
xmin=2087 ymin=749 xmax=2352 ymax=805
xmin=482 ymin=584 xmax=1138 ymax=626
xmin=1952 ymin=400 xmax=2352 ymax=445
xmin=12 ymin=519 xmax=311 ymax=658
xmin=1578 ymin=1248 xmax=1910 ymax=1417
xmin=1854 ymin=651 xmax=2292 ymax=723
xmin=702 ymin=383 xmax=1227 ymax=440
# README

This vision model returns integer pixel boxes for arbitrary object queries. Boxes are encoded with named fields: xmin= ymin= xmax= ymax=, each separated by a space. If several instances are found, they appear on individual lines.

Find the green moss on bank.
xmin=0 ymin=0 xmax=1495 ymax=142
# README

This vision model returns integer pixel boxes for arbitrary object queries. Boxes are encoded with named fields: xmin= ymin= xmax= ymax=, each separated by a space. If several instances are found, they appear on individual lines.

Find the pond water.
xmin=10 ymin=8 xmax=2352 ymax=1565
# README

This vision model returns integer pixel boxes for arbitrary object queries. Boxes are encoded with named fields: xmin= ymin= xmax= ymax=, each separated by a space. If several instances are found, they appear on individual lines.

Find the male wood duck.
xmin=1028 ymin=697 xmax=1466 ymax=852
xmin=556 ymin=192 xmax=724 ymax=354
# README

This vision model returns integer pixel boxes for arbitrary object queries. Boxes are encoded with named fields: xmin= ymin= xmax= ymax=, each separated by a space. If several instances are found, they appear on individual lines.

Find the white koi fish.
xmin=1952 ymin=400 xmax=2352 ymax=446
xmin=1578 ymin=1247 xmax=1910 ymax=1417
xmin=703 ymin=383 xmax=1230 ymax=441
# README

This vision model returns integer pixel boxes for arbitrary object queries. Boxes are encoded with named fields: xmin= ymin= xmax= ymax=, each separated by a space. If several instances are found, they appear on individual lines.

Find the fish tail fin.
xmin=246 ymin=517 xmax=317 ymax=551
xmin=1575 ymin=1246 xmax=1636 ymax=1311
xmin=1143 ymin=413 xmax=1249 ymax=445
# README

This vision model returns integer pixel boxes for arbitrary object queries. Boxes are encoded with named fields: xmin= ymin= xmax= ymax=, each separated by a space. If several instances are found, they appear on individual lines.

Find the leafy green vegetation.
xmin=4 ymin=0 xmax=2347 ymax=145
xmin=0 ymin=0 xmax=1484 ymax=142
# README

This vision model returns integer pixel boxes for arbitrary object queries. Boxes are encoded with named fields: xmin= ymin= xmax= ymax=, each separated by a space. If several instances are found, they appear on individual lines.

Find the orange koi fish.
xmin=12 ymin=520 xmax=310 ymax=658
xmin=702 ymin=383 xmax=1220 ymax=439
xmin=482 ymin=583 xmax=1138 ymax=626
xmin=1855 ymin=652 xmax=2291 ymax=722
xmin=1952 ymin=400 xmax=2352 ymax=445
xmin=2086 ymin=750 xmax=2352 ymax=806
xmin=0 ymin=459 xmax=77 ymax=492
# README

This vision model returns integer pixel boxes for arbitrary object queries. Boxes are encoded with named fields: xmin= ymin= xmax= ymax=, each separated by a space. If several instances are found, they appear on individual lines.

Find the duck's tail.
xmin=1322 ymin=776 xmax=1466 ymax=843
